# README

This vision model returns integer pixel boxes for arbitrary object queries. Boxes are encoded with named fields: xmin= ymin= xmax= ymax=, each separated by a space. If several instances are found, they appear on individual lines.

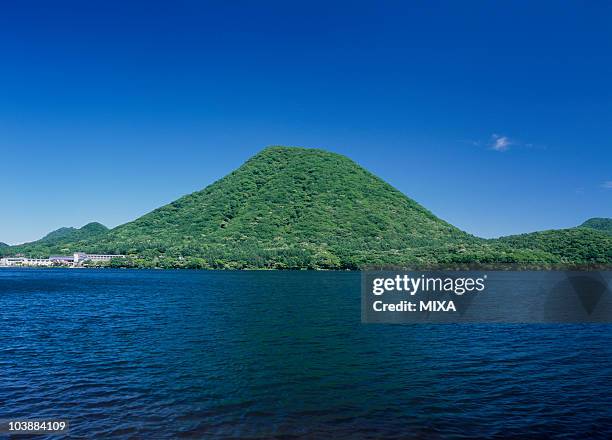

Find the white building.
xmin=49 ymin=255 xmax=75 ymax=264
xmin=74 ymin=253 xmax=126 ymax=263
xmin=0 ymin=252 xmax=125 ymax=267
xmin=0 ymin=257 xmax=26 ymax=266
xmin=0 ymin=257 xmax=52 ymax=267
xmin=25 ymin=258 xmax=53 ymax=267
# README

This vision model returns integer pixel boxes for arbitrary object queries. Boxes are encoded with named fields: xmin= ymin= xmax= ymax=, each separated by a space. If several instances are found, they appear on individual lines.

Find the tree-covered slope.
xmin=580 ymin=218 xmax=612 ymax=235
xmin=496 ymin=228 xmax=612 ymax=265
xmin=0 ymin=242 xmax=8 ymax=248
xmin=40 ymin=227 xmax=81 ymax=242
xmin=2 ymin=222 xmax=109 ymax=256
xmin=89 ymin=147 xmax=487 ymax=268
xmin=2 ymin=147 xmax=610 ymax=269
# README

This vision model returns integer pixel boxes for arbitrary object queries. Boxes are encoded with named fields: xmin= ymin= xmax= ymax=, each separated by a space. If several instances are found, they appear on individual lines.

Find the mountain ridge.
xmin=93 ymin=146 xmax=483 ymax=268
xmin=1 ymin=147 xmax=610 ymax=268
xmin=5 ymin=222 xmax=109 ymax=256
xmin=580 ymin=218 xmax=612 ymax=235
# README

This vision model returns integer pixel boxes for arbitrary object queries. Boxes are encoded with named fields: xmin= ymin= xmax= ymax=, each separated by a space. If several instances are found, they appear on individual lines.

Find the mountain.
xmin=1 ymin=147 xmax=610 ymax=269
xmin=71 ymin=147 xmax=612 ymax=268
xmin=3 ymin=222 xmax=109 ymax=257
xmin=40 ymin=227 xmax=80 ymax=242
xmin=0 ymin=242 xmax=8 ymax=248
xmin=580 ymin=218 xmax=612 ymax=235
xmin=37 ymin=222 xmax=108 ymax=246
xmin=86 ymin=146 xmax=492 ymax=268
xmin=496 ymin=228 xmax=612 ymax=266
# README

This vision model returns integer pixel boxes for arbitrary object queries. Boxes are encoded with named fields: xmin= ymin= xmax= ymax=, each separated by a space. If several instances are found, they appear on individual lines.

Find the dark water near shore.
xmin=1 ymin=269 xmax=611 ymax=439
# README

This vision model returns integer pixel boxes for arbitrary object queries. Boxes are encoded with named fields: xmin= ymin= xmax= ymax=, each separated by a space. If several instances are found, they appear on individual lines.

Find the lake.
xmin=1 ymin=269 xmax=611 ymax=438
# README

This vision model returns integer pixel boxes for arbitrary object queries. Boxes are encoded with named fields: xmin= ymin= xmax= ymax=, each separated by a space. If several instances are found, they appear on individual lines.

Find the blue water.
xmin=1 ymin=269 xmax=611 ymax=439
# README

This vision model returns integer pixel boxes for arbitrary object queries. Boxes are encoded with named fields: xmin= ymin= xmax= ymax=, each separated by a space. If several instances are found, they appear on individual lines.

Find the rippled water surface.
xmin=1 ymin=269 xmax=611 ymax=438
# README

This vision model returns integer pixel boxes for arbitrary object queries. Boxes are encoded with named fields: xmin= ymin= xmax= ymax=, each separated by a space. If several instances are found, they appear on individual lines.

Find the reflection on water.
xmin=1 ymin=269 xmax=611 ymax=438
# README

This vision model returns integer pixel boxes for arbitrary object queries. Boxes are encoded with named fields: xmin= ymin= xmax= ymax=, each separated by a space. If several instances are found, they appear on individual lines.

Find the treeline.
xmin=1 ymin=147 xmax=610 ymax=270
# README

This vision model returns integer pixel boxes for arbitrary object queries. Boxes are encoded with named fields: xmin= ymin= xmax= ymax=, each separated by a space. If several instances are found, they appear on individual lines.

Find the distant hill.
xmin=36 ymin=222 xmax=109 ymax=246
xmin=3 ymin=222 xmax=109 ymax=257
xmin=1 ymin=147 xmax=610 ymax=268
xmin=40 ymin=227 xmax=81 ymax=243
xmin=0 ymin=242 xmax=8 ymax=248
xmin=496 ymin=228 xmax=612 ymax=266
xmin=580 ymin=218 xmax=612 ymax=235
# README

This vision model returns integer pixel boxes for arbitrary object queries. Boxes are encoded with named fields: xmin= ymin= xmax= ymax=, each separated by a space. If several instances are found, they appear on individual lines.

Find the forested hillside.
xmin=580 ymin=218 xmax=612 ymax=235
xmin=3 ymin=222 xmax=108 ymax=257
xmin=2 ymin=147 xmax=610 ymax=269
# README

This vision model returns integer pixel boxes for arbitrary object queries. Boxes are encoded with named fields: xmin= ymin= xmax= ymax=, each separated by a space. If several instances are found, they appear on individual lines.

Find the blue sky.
xmin=1 ymin=1 xmax=610 ymax=244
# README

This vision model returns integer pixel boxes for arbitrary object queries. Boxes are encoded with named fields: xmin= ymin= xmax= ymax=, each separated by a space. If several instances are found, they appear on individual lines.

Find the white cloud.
xmin=491 ymin=134 xmax=512 ymax=152
xmin=602 ymin=181 xmax=612 ymax=189
xmin=467 ymin=133 xmax=537 ymax=152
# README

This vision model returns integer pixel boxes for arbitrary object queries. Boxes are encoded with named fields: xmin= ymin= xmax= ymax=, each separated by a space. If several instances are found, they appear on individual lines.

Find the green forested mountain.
xmin=39 ymin=222 xmax=108 ymax=244
xmin=83 ymin=146 xmax=494 ymax=268
xmin=580 ymin=218 xmax=612 ymax=235
xmin=0 ymin=242 xmax=8 ymax=248
xmin=1 ymin=147 xmax=610 ymax=268
xmin=496 ymin=228 xmax=612 ymax=266
xmin=4 ymin=222 xmax=108 ymax=257
xmin=39 ymin=227 xmax=80 ymax=242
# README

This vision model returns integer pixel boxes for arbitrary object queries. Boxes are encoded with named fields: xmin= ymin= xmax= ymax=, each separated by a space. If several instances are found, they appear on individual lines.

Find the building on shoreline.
xmin=73 ymin=253 xmax=124 ymax=263
xmin=49 ymin=255 xmax=75 ymax=264
xmin=0 ymin=253 xmax=126 ymax=267
xmin=0 ymin=257 xmax=53 ymax=267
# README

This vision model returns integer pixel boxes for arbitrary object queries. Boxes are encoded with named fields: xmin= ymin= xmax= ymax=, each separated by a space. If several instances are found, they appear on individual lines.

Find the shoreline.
xmin=2 ymin=265 xmax=611 ymax=271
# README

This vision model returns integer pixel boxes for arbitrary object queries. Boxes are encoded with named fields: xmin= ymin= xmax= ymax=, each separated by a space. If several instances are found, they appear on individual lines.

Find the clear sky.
xmin=1 ymin=1 xmax=610 ymax=244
